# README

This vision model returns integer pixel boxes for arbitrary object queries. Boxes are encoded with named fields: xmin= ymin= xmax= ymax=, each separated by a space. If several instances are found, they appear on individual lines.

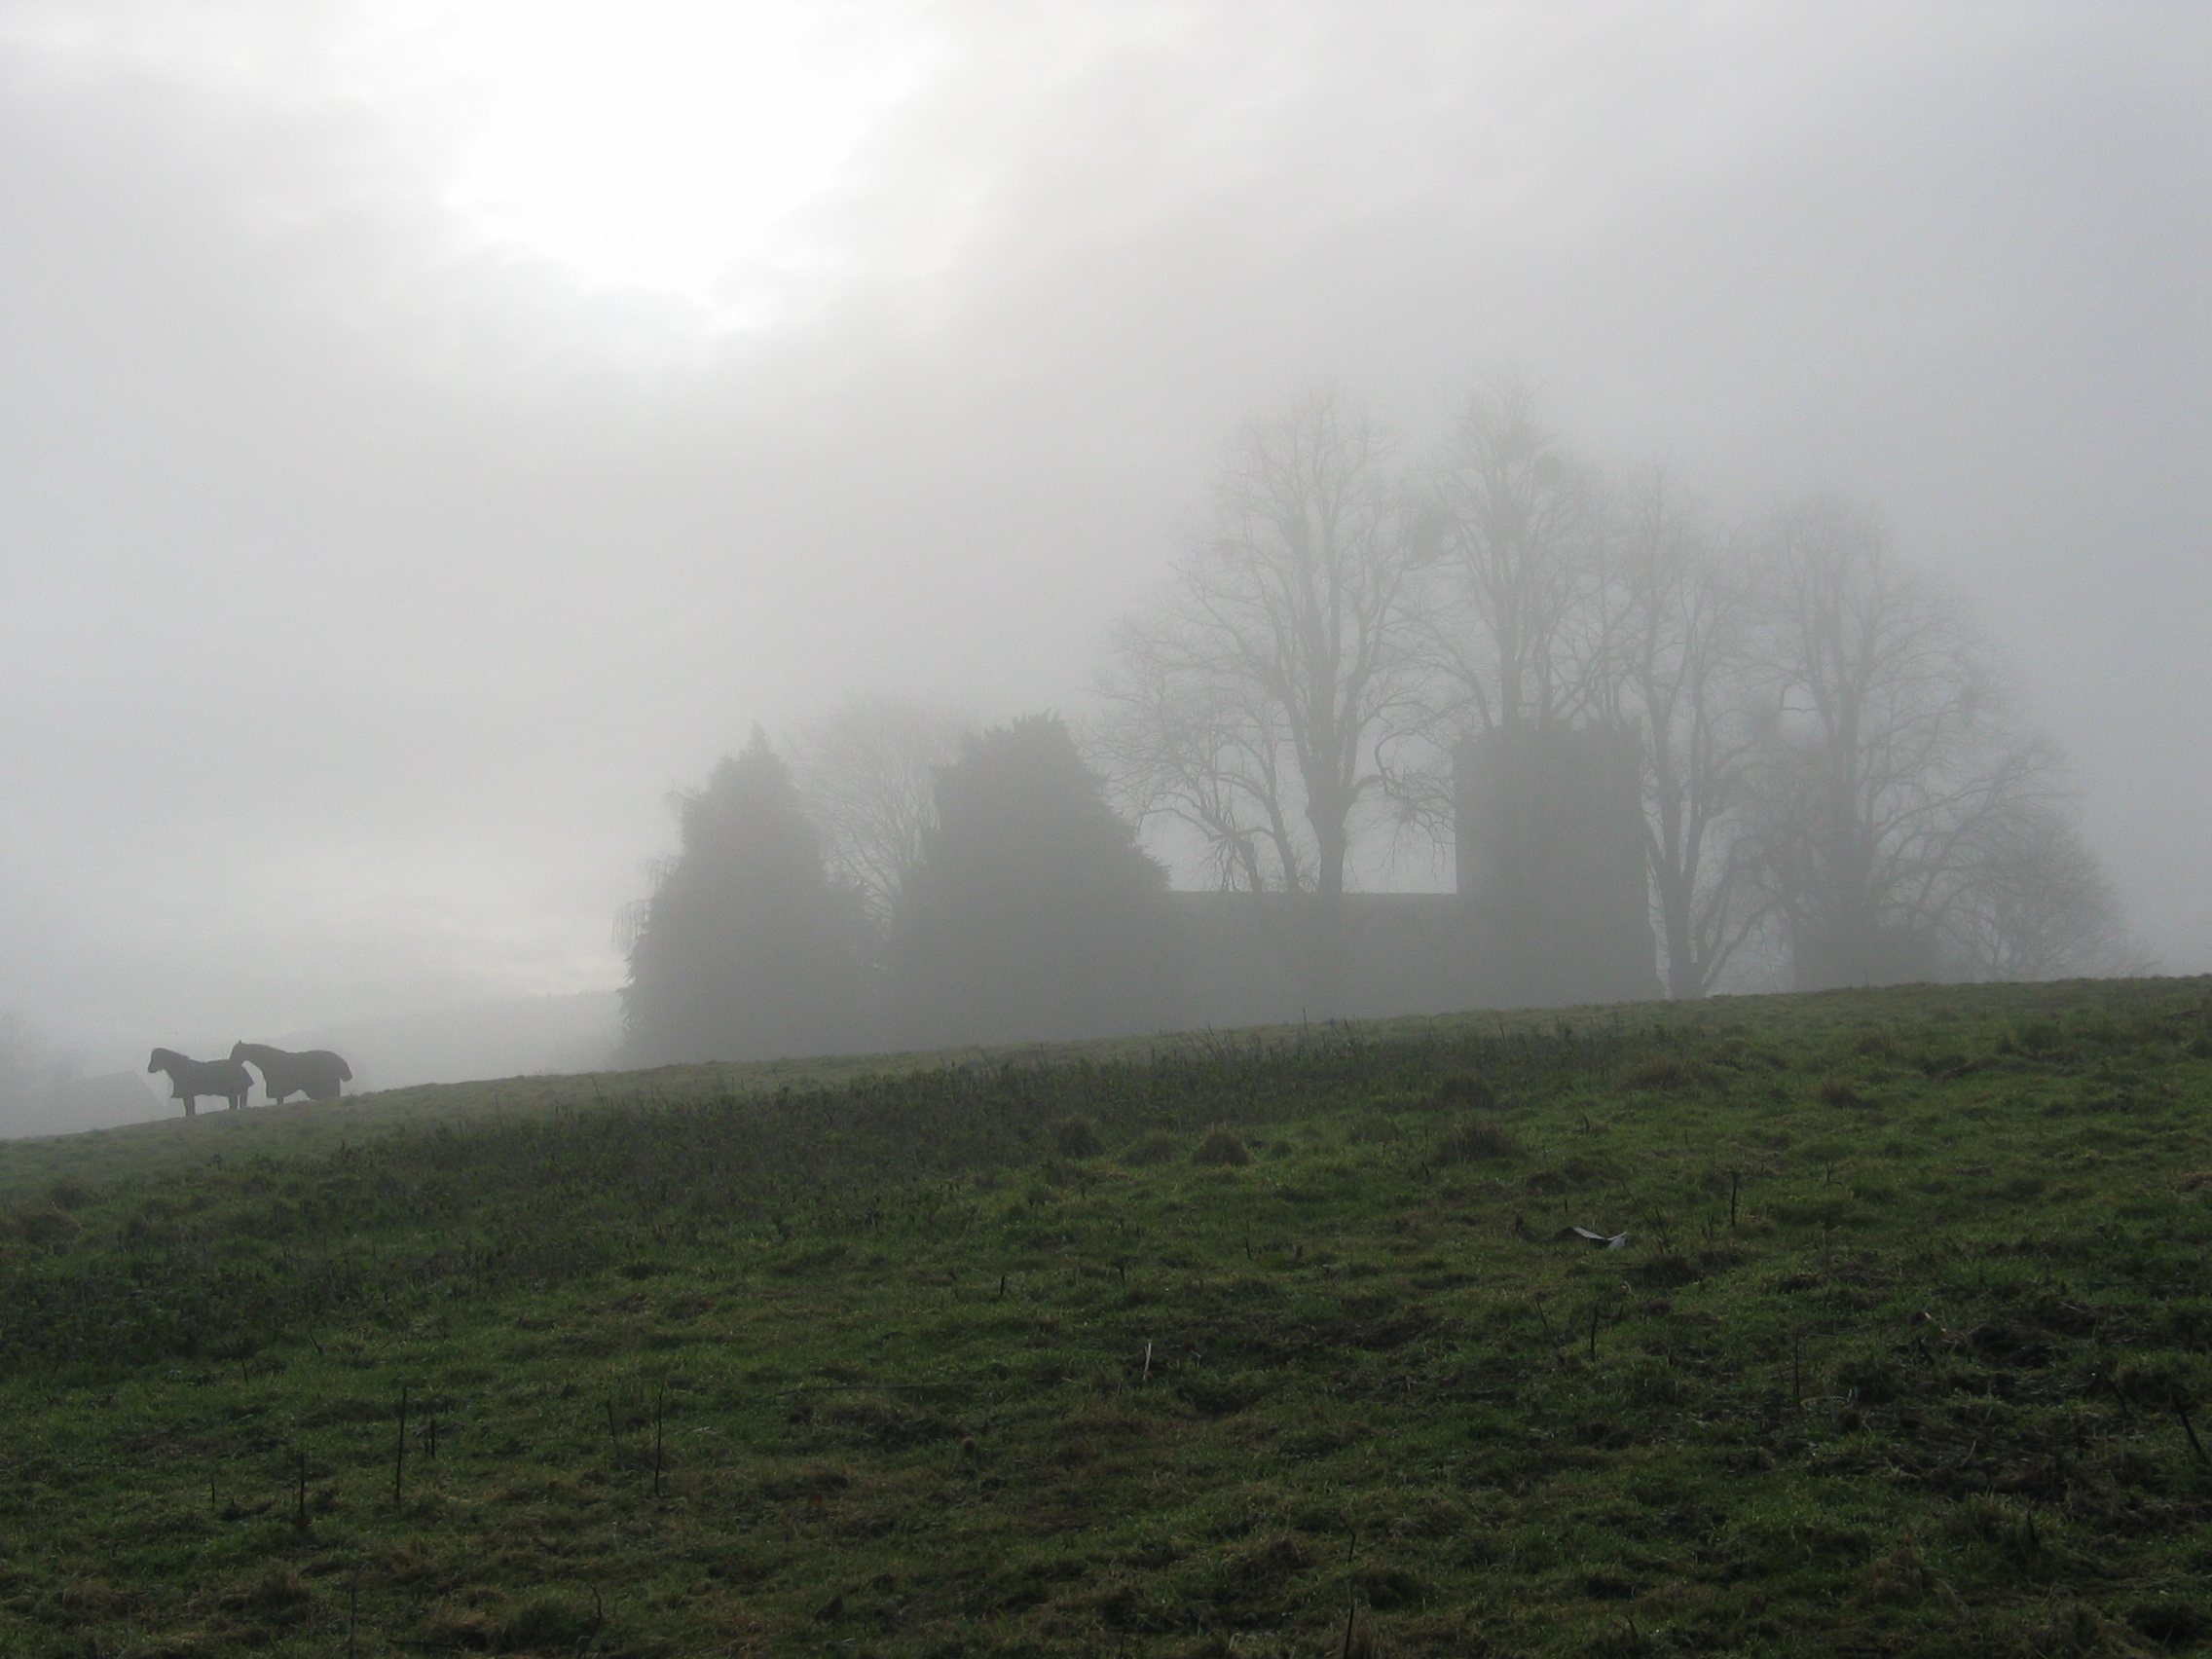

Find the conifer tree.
xmin=620 ymin=729 xmax=864 ymax=1063
xmin=891 ymin=715 xmax=1180 ymax=1047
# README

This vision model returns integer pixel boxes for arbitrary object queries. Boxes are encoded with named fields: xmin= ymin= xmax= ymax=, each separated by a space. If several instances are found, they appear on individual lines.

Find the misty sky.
xmin=3 ymin=0 xmax=2207 ymax=1069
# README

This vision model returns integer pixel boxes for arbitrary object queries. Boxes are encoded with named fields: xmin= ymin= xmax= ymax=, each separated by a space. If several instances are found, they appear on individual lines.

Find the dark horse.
xmin=231 ymin=1042 xmax=352 ymax=1103
xmin=147 ymin=1048 xmax=252 ymax=1117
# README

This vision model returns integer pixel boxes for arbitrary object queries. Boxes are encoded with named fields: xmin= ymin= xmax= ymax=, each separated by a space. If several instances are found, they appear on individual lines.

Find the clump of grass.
xmin=1833 ymin=1352 xmax=1909 ymax=1404
xmin=1341 ymin=1605 xmax=1380 ymax=1659
xmin=1122 ymin=1131 xmax=1178 ymax=1165
xmin=1192 ymin=1128 xmax=1251 ymax=1166
xmin=824 ymin=1393 xmax=960 ymax=1450
xmin=2109 ymin=1354 xmax=2205 ymax=1414
xmin=1433 ymin=1117 xmax=1519 ymax=1164
xmin=1052 ymin=1116 xmax=1104 ymax=1159
xmin=1039 ymin=1157 xmax=1093 ymax=1190
xmin=45 ymin=1176 xmax=96 ymax=1211
xmin=2128 ymin=1600 xmax=2212 ymax=1645
xmin=1431 ymin=1073 xmax=1496 ymax=1112
xmin=421 ymin=1601 xmax=498 ymax=1650
xmin=9 ymin=1205 xmax=81 ymax=1248
xmin=1346 ymin=1112 xmax=1401 ymax=1145
xmin=1858 ymin=1545 xmax=1936 ymax=1606
xmin=1943 ymin=1493 xmax=2014 ymax=1544
xmin=1622 ymin=1054 xmax=1699 ymax=1090
xmin=1636 ymin=1253 xmax=1699 ymax=1289
xmin=496 ymin=1592 xmax=599 ymax=1651
xmin=51 ymin=1578 xmax=129 ymax=1616
xmin=1352 ymin=1563 xmax=1430 ymax=1609
xmin=220 ymin=1562 xmax=313 ymax=1626
xmin=1816 ymin=1077 xmax=1866 ymax=1107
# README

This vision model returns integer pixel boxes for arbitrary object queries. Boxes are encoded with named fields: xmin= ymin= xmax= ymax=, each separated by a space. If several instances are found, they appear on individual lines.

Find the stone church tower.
xmin=1454 ymin=723 xmax=1662 ymax=1008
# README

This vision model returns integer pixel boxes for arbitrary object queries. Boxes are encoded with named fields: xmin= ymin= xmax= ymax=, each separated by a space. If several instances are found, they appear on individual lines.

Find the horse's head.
xmin=230 ymin=1041 xmax=248 ymax=1061
xmin=148 ymin=1048 xmax=179 ymax=1073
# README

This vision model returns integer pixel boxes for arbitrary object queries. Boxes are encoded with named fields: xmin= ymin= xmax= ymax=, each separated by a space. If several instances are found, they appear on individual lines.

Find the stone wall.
xmin=1162 ymin=722 xmax=1662 ymax=1029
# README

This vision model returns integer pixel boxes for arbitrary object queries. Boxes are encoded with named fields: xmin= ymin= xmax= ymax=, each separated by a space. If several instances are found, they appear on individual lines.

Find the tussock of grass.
xmin=1121 ymin=1130 xmax=1179 ymax=1165
xmin=45 ymin=1175 xmax=97 ymax=1210
xmin=1052 ymin=1116 xmax=1105 ymax=1159
xmin=1430 ymin=1073 xmax=1496 ymax=1111
xmin=1621 ymin=1053 xmax=1705 ymax=1089
xmin=1192 ymin=1127 xmax=1251 ymax=1166
xmin=1346 ymin=1111 xmax=1402 ymax=1145
xmin=1431 ymin=1115 xmax=1519 ymax=1163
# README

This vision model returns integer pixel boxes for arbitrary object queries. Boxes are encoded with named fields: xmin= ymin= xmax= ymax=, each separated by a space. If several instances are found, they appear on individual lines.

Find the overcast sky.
xmin=3 ymin=0 xmax=2207 ymax=1067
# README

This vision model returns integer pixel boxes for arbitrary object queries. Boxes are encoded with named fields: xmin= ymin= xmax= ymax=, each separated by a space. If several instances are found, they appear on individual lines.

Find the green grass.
xmin=3 ymin=977 xmax=2211 ymax=1658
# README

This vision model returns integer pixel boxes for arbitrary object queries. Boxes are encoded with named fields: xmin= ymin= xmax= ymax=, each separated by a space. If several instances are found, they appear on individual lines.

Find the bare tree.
xmin=790 ymin=695 xmax=973 ymax=928
xmin=1422 ymin=374 xmax=1611 ymax=738
xmin=1744 ymin=496 xmax=2067 ymax=988
xmin=1608 ymin=467 xmax=1770 ymax=997
xmin=1092 ymin=642 xmax=1309 ymax=894
xmin=1943 ymin=801 xmax=2140 ymax=980
xmin=1098 ymin=388 xmax=1428 ymax=1005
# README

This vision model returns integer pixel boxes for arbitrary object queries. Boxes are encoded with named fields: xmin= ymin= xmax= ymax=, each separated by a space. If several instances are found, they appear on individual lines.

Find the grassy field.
xmin=2 ymin=977 xmax=2210 ymax=1659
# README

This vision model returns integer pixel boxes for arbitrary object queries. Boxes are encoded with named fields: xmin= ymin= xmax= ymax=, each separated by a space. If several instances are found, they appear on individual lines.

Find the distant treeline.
xmin=619 ymin=380 xmax=2134 ymax=1065
xmin=621 ymin=715 xmax=1173 ymax=1063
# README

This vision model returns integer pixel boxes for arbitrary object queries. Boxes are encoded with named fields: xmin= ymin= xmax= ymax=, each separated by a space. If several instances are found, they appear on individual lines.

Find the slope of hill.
xmin=0 ymin=1069 xmax=165 ymax=1140
xmin=0 ymin=977 xmax=2207 ymax=1658
xmin=276 ymin=989 xmax=624 ymax=1093
xmin=0 ymin=993 xmax=625 ymax=1145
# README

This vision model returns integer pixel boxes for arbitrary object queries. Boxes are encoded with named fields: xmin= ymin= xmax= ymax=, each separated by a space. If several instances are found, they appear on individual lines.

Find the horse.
xmin=230 ymin=1042 xmax=352 ymax=1103
xmin=147 ymin=1049 xmax=252 ymax=1117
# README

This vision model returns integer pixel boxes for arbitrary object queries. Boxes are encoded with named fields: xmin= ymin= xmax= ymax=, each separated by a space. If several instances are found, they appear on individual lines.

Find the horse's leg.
xmin=185 ymin=1097 xmax=196 ymax=1119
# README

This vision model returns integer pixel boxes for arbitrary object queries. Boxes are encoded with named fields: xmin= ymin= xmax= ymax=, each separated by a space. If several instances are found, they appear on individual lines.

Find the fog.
xmin=2 ymin=2 xmax=2207 ymax=1106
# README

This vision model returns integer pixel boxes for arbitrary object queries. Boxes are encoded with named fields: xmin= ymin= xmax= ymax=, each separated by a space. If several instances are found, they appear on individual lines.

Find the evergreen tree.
xmin=891 ymin=715 xmax=1181 ymax=1047
xmin=619 ymin=729 xmax=865 ymax=1064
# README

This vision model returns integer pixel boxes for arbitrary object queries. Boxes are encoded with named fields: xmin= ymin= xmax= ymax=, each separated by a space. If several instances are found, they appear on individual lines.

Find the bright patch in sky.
xmin=4 ymin=0 xmax=941 ymax=327
xmin=406 ymin=2 xmax=939 ymax=321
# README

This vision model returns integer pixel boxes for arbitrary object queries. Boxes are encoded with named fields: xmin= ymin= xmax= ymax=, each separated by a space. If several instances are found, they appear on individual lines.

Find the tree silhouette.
xmin=792 ymin=695 xmax=973 ymax=930
xmin=1741 ymin=498 xmax=2064 ymax=989
xmin=1603 ymin=466 xmax=1770 ymax=996
xmin=891 ymin=715 xmax=1180 ymax=1048
xmin=619 ymin=729 xmax=865 ymax=1064
xmin=1098 ymin=389 xmax=1428 ymax=1014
